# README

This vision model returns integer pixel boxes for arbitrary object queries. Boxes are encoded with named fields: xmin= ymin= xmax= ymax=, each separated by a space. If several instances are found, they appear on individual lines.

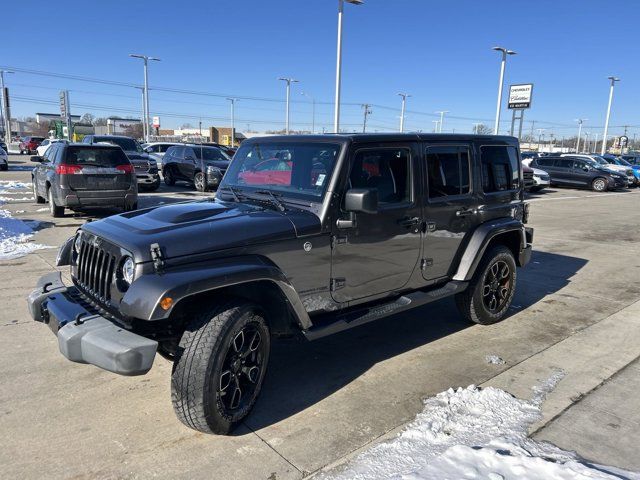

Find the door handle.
xmin=456 ymin=208 xmax=476 ymax=217
xmin=398 ymin=216 xmax=420 ymax=227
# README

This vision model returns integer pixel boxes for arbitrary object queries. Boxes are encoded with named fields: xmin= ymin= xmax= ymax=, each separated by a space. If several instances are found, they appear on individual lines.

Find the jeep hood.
xmin=81 ymin=200 xmax=321 ymax=263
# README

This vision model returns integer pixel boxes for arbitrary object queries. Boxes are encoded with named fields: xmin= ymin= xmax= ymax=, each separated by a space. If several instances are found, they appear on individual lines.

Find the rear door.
xmin=181 ymin=147 xmax=197 ymax=179
xmin=64 ymin=146 xmax=132 ymax=191
xmin=553 ymin=158 xmax=577 ymax=185
xmin=422 ymin=143 xmax=479 ymax=281
xmin=534 ymin=157 xmax=560 ymax=184
xmin=568 ymin=159 xmax=593 ymax=187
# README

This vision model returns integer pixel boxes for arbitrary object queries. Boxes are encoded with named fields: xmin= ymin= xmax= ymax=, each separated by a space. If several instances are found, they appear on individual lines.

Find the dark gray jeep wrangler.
xmin=28 ymin=134 xmax=533 ymax=434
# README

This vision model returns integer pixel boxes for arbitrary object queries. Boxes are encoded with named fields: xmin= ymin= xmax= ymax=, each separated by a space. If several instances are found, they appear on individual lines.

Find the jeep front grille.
xmin=76 ymin=239 xmax=117 ymax=301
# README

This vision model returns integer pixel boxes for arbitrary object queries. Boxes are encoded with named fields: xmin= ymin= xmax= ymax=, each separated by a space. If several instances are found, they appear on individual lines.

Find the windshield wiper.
xmin=219 ymin=185 xmax=243 ymax=202
xmin=254 ymin=189 xmax=286 ymax=212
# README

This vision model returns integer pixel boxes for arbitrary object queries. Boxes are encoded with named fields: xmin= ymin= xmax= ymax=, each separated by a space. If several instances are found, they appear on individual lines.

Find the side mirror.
xmin=30 ymin=155 xmax=43 ymax=163
xmin=583 ymin=166 xmax=590 ymax=172
xmin=344 ymin=188 xmax=378 ymax=214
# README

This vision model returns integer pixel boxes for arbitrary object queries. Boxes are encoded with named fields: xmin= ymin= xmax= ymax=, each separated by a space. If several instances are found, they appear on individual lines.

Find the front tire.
xmin=171 ymin=301 xmax=270 ymax=434
xmin=455 ymin=245 xmax=517 ymax=325
xmin=591 ymin=177 xmax=607 ymax=192
xmin=194 ymin=171 xmax=206 ymax=192
xmin=163 ymin=167 xmax=176 ymax=186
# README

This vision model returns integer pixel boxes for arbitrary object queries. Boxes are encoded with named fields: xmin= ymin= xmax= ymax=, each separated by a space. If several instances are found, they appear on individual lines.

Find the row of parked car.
xmin=521 ymin=151 xmax=640 ymax=192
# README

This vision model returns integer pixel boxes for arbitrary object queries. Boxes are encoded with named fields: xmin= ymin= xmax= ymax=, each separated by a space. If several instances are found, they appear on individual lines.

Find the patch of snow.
xmin=321 ymin=371 xmax=640 ymax=480
xmin=0 ymin=180 xmax=31 ymax=193
xmin=0 ymin=196 xmax=34 ymax=202
xmin=486 ymin=355 xmax=506 ymax=365
xmin=14 ymin=210 xmax=25 ymax=214
xmin=0 ymin=209 xmax=52 ymax=260
xmin=36 ymin=207 xmax=48 ymax=212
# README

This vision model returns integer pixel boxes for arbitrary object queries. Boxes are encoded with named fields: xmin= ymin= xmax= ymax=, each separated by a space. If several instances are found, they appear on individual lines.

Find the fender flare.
xmin=120 ymin=255 xmax=311 ymax=329
xmin=453 ymin=218 xmax=526 ymax=282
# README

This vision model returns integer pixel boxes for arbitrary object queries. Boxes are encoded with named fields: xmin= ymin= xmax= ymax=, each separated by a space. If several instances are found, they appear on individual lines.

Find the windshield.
xmin=191 ymin=146 xmax=230 ymax=161
xmin=97 ymin=137 xmax=142 ymax=152
xmin=617 ymin=158 xmax=632 ymax=166
xmin=592 ymin=157 xmax=608 ymax=165
xmin=221 ymin=142 xmax=342 ymax=200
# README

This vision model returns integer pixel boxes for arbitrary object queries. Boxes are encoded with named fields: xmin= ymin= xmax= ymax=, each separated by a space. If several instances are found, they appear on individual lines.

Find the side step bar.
xmin=302 ymin=281 xmax=468 ymax=341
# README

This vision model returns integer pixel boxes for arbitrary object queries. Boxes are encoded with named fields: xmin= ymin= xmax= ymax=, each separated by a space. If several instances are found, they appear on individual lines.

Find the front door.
xmin=422 ymin=144 xmax=477 ymax=281
xmin=330 ymin=144 xmax=422 ymax=303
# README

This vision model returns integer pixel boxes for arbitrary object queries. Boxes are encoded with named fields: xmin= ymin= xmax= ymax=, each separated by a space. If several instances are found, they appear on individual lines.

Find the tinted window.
xmin=350 ymin=148 xmax=411 ymax=204
xmin=64 ymin=147 xmax=130 ymax=166
xmin=481 ymin=146 xmax=519 ymax=192
xmin=426 ymin=145 xmax=471 ymax=198
xmin=557 ymin=159 xmax=574 ymax=169
xmin=535 ymin=158 xmax=555 ymax=167
xmin=94 ymin=136 xmax=140 ymax=152
xmin=173 ymin=147 xmax=185 ymax=160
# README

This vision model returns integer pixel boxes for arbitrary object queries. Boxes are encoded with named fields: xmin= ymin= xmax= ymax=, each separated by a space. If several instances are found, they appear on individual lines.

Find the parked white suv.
xmin=36 ymin=139 xmax=68 ymax=157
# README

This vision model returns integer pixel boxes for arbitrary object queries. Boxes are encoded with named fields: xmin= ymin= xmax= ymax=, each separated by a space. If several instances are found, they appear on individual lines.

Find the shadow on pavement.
xmin=243 ymin=250 xmax=588 ymax=433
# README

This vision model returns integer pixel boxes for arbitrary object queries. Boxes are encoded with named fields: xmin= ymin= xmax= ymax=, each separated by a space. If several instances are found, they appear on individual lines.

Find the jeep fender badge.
xmin=303 ymin=242 xmax=312 ymax=252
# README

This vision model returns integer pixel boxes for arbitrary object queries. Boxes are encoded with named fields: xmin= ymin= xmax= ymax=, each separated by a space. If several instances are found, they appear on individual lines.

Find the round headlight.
xmin=122 ymin=257 xmax=135 ymax=285
xmin=74 ymin=232 xmax=82 ymax=253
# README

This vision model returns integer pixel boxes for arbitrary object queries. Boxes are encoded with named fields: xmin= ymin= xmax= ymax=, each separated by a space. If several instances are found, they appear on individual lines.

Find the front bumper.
xmin=533 ymin=176 xmax=550 ymax=187
xmin=27 ymin=272 xmax=157 ymax=376
xmin=136 ymin=172 xmax=160 ymax=185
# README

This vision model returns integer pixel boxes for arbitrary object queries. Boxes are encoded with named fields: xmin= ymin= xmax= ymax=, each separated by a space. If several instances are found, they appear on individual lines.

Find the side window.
xmin=173 ymin=147 xmax=185 ymax=160
xmin=183 ymin=148 xmax=194 ymax=160
xmin=572 ymin=160 xmax=584 ymax=170
xmin=350 ymin=148 xmax=411 ymax=204
xmin=425 ymin=145 xmax=471 ymax=198
xmin=480 ymin=146 xmax=520 ymax=192
xmin=557 ymin=159 xmax=574 ymax=169
xmin=535 ymin=158 xmax=553 ymax=167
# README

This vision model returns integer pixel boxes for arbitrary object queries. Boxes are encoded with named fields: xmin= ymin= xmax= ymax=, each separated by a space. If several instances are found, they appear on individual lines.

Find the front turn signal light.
xmin=160 ymin=297 xmax=174 ymax=310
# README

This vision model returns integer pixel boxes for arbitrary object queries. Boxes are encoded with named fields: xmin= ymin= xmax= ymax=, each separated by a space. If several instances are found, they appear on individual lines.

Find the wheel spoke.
xmin=243 ymin=365 xmax=260 ymax=383
xmin=499 ymin=263 xmax=510 ymax=279
xmin=482 ymin=284 xmax=492 ymax=297
xmin=230 ymin=382 xmax=242 ymax=409
xmin=232 ymin=330 xmax=245 ymax=353
xmin=249 ymin=331 xmax=261 ymax=352
xmin=219 ymin=370 xmax=232 ymax=392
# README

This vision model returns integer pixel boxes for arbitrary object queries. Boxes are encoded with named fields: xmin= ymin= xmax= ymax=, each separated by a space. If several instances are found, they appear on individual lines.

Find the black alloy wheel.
xmin=482 ymin=260 xmax=512 ymax=314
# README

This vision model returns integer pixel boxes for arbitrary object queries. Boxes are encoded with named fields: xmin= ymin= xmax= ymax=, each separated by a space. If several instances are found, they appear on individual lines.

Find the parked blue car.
xmin=602 ymin=154 xmax=640 ymax=186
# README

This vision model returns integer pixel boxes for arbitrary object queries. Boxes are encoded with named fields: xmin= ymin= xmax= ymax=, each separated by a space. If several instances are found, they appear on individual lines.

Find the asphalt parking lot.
xmin=1 ymin=152 xmax=640 ymax=479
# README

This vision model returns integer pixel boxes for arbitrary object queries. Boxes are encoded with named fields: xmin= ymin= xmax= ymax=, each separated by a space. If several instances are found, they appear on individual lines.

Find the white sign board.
xmin=508 ymin=84 xmax=533 ymax=109
xmin=152 ymin=116 xmax=160 ymax=128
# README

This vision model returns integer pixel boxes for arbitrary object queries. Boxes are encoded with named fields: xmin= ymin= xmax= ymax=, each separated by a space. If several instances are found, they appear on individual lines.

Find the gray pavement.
xmin=1 ymin=153 xmax=639 ymax=478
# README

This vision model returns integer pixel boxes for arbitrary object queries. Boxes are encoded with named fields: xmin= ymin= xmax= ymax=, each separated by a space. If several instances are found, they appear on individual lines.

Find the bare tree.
xmin=80 ymin=113 xmax=95 ymax=125
xmin=181 ymin=123 xmax=194 ymax=129
xmin=93 ymin=117 xmax=108 ymax=126
xmin=123 ymin=123 xmax=144 ymax=140
xmin=475 ymin=123 xmax=492 ymax=135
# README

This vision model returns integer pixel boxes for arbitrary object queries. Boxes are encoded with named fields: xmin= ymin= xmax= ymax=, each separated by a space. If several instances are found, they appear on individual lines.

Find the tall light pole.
xmin=435 ymin=110 xmax=449 ymax=133
xmin=398 ymin=93 xmax=411 ymax=132
xmin=227 ymin=98 xmax=238 ymax=147
xmin=361 ymin=103 xmax=372 ymax=133
xmin=135 ymin=87 xmax=146 ymax=139
xmin=432 ymin=120 xmax=440 ymax=132
xmin=537 ymin=128 xmax=546 ymax=151
xmin=334 ymin=0 xmax=364 ymax=133
xmin=301 ymin=91 xmax=316 ymax=133
xmin=593 ymin=133 xmax=599 ymax=153
xmin=492 ymin=46 xmax=517 ymax=135
xmin=129 ymin=54 xmax=161 ymax=143
xmin=278 ymin=77 xmax=298 ymax=134
xmin=601 ymin=76 xmax=620 ymax=155
xmin=0 ymin=70 xmax=13 ymax=145
xmin=575 ymin=118 xmax=587 ymax=153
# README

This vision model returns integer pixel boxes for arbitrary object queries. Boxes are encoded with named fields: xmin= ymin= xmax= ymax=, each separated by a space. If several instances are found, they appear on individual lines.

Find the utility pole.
xmin=432 ymin=120 xmax=440 ymax=132
xmin=279 ymin=77 xmax=298 ymax=134
xmin=601 ymin=76 xmax=620 ymax=155
xmin=361 ymin=104 xmax=372 ymax=133
xmin=529 ymin=120 xmax=536 ymax=147
xmin=537 ymin=128 xmax=546 ymax=151
xmin=301 ymin=92 xmax=316 ymax=133
xmin=398 ymin=93 xmax=411 ymax=132
xmin=0 ymin=70 xmax=13 ymax=145
xmin=227 ymin=98 xmax=238 ymax=147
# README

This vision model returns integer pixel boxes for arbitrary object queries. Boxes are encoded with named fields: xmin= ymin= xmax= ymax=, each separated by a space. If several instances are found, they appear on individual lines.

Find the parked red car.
xmin=19 ymin=136 xmax=45 ymax=155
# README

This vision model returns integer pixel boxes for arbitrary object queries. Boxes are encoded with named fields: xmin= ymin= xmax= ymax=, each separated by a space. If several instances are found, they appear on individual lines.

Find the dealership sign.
xmin=508 ymin=84 xmax=533 ymax=109
xmin=152 ymin=116 xmax=160 ymax=128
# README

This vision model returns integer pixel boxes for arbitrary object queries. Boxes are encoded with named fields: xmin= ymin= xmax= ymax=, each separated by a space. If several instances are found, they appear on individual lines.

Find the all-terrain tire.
xmin=171 ymin=301 xmax=270 ymax=434
xmin=455 ymin=245 xmax=517 ymax=325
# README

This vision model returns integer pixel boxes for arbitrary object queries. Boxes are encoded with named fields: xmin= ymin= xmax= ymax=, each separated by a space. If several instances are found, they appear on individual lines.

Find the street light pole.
xmin=301 ymin=91 xmax=316 ymax=133
xmin=432 ymin=120 xmax=440 ymax=132
xmin=492 ymin=46 xmax=517 ymax=135
xmin=227 ymin=98 xmax=238 ymax=147
xmin=398 ymin=93 xmax=410 ymax=132
xmin=278 ymin=77 xmax=298 ymax=134
xmin=130 ymin=54 xmax=161 ymax=143
xmin=575 ymin=118 xmax=587 ymax=153
xmin=601 ymin=76 xmax=620 ymax=155
xmin=135 ymin=87 xmax=146 ymax=140
xmin=334 ymin=0 xmax=363 ymax=133
xmin=435 ymin=110 xmax=449 ymax=133
xmin=0 ymin=70 xmax=14 ymax=145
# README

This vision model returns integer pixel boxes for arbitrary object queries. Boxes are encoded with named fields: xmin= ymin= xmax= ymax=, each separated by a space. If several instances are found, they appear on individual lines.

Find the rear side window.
xmin=64 ymin=147 xmax=130 ymax=167
xmin=535 ymin=158 xmax=555 ymax=167
xmin=481 ymin=146 xmax=520 ymax=192
xmin=557 ymin=159 xmax=574 ymax=169
xmin=425 ymin=145 xmax=471 ymax=198
xmin=350 ymin=148 xmax=411 ymax=204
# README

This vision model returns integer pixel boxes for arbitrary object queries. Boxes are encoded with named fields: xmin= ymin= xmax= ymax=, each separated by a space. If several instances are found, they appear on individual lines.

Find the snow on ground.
xmin=321 ymin=370 xmax=640 ymax=480
xmin=0 ymin=209 xmax=51 ymax=260
xmin=0 ymin=180 xmax=31 ymax=193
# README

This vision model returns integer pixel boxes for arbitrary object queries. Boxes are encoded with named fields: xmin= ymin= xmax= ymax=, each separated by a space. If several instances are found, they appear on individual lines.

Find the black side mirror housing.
xmin=344 ymin=188 xmax=378 ymax=214
xmin=30 ymin=155 xmax=43 ymax=163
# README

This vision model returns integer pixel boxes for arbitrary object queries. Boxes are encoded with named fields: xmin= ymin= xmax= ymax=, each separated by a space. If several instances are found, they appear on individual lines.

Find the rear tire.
xmin=33 ymin=180 xmax=45 ymax=203
xmin=47 ymin=187 xmax=64 ymax=217
xmin=455 ymin=245 xmax=517 ymax=325
xmin=163 ymin=167 xmax=176 ymax=186
xmin=171 ymin=301 xmax=270 ymax=434
xmin=591 ymin=177 xmax=607 ymax=192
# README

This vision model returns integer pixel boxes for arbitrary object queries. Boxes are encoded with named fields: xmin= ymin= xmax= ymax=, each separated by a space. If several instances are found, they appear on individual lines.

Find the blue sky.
xmin=2 ymin=0 xmax=639 ymax=138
